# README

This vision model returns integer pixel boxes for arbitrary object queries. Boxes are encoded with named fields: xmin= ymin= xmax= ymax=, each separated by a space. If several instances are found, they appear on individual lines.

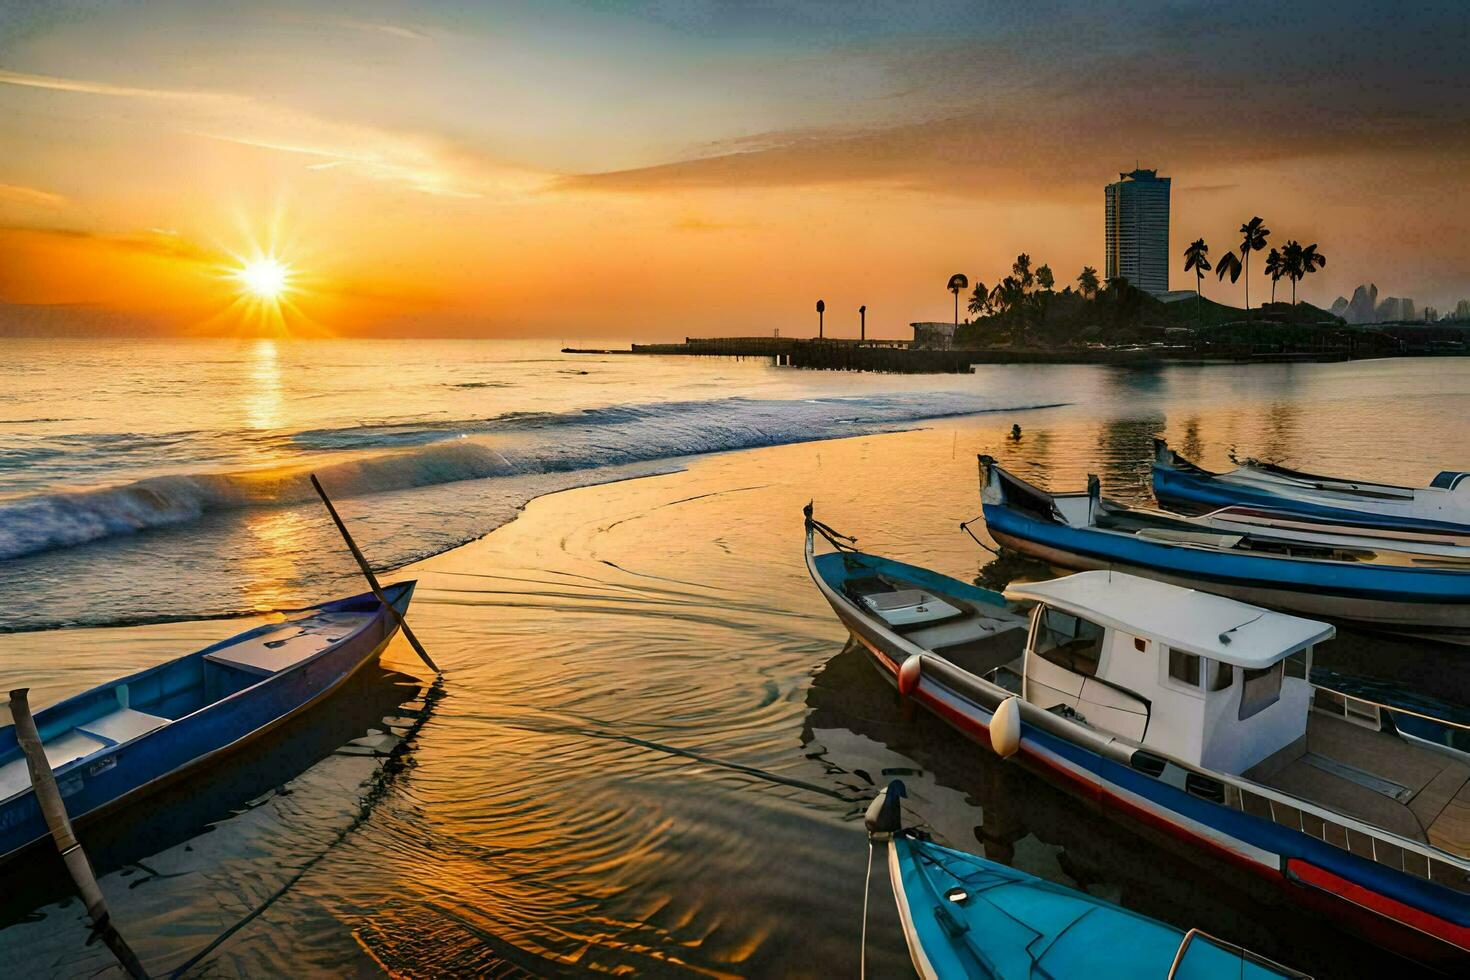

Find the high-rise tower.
xmin=1105 ymin=168 xmax=1171 ymax=294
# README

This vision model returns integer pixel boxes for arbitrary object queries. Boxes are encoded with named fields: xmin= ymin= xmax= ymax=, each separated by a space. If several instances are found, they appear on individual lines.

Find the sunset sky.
xmin=1 ymin=1 xmax=1467 ymax=339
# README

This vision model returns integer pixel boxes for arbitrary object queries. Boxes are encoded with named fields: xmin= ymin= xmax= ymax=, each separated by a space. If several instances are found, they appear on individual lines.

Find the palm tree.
xmin=967 ymin=281 xmax=989 ymax=318
xmin=816 ymin=298 xmax=825 ymax=338
xmin=947 ymin=273 xmax=968 ymax=326
xmin=1215 ymin=250 xmax=1242 ymax=311
xmin=1299 ymin=243 xmax=1326 ymax=301
xmin=1183 ymin=239 xmax=1211 ymax=321
xmin=1263 ymin=247 xmax=1284 ymax=304
xmin=1011 ymin=254 xmax=1034 ymax=291
xmin=1280 ymin=241 xmax=1303 ymax=309
xmin=989 ymin=277 xmax=1022 ymax=317
xmin=1237 ymin=216 xmax=1270 ymax=312
xmin=1077 ymin=266 xmax=1099 ymax=298
xmin=1280 ymin=241 xmax=1326 ymax=309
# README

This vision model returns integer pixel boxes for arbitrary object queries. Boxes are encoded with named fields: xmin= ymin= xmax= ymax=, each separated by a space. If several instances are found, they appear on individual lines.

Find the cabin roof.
xmin=1004 ymin=571 xmax=1334 ymax=666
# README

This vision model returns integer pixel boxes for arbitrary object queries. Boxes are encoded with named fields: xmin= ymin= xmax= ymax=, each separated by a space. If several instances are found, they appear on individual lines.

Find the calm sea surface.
xmin=2 ymin=341 xmax=1468 ymax=976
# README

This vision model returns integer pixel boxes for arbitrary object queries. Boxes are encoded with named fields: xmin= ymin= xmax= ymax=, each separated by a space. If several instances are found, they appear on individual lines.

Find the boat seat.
xmin=861 ymin=590 xmax=963 ymax=628
xmin=77 ymin=707 xmax=169 ymax=746
xmin=0 ymin=730 xmax=109 ymax=801
xmin=203 ymin=612 xmax=367 ymax=677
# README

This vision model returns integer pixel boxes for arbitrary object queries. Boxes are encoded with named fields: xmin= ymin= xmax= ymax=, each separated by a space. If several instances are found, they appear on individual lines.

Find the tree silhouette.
xmin=1036 ymin=264 xmax=1054 ymax=291
xmin=967 ymin=281 xmax=989 ymax=318
xmin=1183 ymin=238 xmax=1211 ymax=323
xmin=1280 ymin=241 xmax=1326 ymax=309
xmin=1215 ymin=250 xmax=1243 ymax=305
xmin=1263 ymin=247 xmax=1285 ymax=304
xmin=1299 ymin=243 xmax=1326 ymax=293
xmin=816 ymin=298 xmax=825 ymax=338
xmin=1237 ymin=216 xmax=1270 ymax=313
xmin=1077 ymin=266 xmax=1100 ymax=298
xmin=1011 ymin=254 xmax=1034 ymax=290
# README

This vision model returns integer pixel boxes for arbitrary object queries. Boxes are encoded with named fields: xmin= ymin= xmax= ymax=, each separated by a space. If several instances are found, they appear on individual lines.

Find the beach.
xmin=4 ymin=356 xmax=1469 ymax=974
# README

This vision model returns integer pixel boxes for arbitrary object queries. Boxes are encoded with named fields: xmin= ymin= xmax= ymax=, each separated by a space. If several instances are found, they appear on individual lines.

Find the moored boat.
xmin=0 ymin=582 xmax=415 ymax=865
xmin=864 ymin=782 xmax=1308 ymax=979
xmin=1152 ymin=438 xmax=1470 ymax=532
xmin=978 ymin=456 xmax=1470 ymax=643
xmin=805 ymin=510 xmax=1470 ymax=968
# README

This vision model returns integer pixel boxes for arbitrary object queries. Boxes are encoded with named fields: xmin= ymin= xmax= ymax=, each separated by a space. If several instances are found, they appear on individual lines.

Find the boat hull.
xmin=1152 ymin=457 xmax=1470 ymax=533
xmin=983 ymin=507 xmax=1470 ymax=643
xmin=0 ymin=584 xmax=413 ymax=865
xmin=805 ymin=547 xmax=1470 ymax=969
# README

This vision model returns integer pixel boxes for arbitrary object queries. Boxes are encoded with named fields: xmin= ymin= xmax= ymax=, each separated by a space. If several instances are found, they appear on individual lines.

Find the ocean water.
xmin=7 ymin=339 xmax=1470 ymax=634
xmin=0 ymin=338 xmax=1069 ymax=631
xmin=3 ymin=343 xmax=1470 ymax=977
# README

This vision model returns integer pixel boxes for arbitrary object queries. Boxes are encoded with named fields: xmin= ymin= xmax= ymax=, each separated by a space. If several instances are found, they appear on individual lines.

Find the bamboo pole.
xmin=308 ymin=474 xmax=440 ymax=674
xmin=9 ymin=689 xmax=149 ymax=979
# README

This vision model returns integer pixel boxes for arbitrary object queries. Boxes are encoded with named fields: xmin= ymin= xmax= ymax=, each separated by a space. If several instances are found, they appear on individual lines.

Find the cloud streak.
xmin=0 ymin=183 xmax=66 ymax=207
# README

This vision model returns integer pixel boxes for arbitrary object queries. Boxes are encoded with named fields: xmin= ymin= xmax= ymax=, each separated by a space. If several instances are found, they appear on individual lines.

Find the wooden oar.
xmin=309 ymin=474 xmax=440 ymax=674
xmin=9 ymin=688 xmax=149 ymax=979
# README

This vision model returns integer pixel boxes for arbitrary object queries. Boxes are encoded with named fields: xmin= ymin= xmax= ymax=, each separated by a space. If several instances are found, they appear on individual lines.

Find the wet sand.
xmin=2 ymin=405 xmax=1460 ymax=976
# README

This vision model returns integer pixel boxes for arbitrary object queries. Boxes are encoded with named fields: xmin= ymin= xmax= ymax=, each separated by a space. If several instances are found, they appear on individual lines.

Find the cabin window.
xmin=1239 ymin=663 xmax=1284 ymax=720
xmin=1033 ymin=607 xmax=1104 ymax=677
xmin=1168 ymin=648 xmax=1201 ymax=688
xmin=1207 ymin=660 xmax=1233 ymax=692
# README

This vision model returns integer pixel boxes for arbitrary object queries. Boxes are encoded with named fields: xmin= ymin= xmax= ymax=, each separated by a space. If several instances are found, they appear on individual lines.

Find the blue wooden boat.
xmin=0 ymin=582 xmax=415 ymax=864
xmin=806 ymin=511 xmax=1470 ymax=968
xmin=979 ymin=456 xmax=1470 ymax=643
xmin=1152 ymin=438 xmax=1470 ymax=533
xmin=868 ymin=782 xmax=1306 ymax=978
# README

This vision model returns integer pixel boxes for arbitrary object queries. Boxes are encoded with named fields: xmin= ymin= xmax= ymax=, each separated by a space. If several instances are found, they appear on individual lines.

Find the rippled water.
xmin=3 ymin=351 xmax=1470 ymax=976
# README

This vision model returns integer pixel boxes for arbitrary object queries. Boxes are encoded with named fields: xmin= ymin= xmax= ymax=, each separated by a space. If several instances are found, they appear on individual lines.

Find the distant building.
xmin=910 ymin=321 xmax=957 ymax=349
xmin=1105 ymin=168 xmax=1171 ymax=295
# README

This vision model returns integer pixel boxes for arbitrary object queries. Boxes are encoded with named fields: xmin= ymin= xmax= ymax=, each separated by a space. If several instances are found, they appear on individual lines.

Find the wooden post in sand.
xmin=9 ymin=688 xmax=149 ymax=979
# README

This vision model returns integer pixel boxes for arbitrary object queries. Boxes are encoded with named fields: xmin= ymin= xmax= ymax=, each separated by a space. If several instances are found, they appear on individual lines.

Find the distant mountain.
xmin=1329 ymin=284 xmax=1425 ymax=324
xmin=1376 ymin=296 xmax=1417 ymax=322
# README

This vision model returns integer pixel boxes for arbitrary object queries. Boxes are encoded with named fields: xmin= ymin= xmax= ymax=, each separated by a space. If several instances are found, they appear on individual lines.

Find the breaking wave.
xmin=0 ymin=393 xmax=1062 ymax=561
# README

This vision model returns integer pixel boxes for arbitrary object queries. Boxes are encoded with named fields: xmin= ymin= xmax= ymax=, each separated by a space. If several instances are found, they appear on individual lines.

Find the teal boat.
xmin=867 ymin=783 xmax=1307 ymax=979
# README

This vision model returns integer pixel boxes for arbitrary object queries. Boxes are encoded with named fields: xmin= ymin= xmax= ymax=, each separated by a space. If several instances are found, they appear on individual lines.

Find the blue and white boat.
xmin=864 ymin=783 xmax=1307 ymax=978
xmin=0 ymin=582 xmax=415 ymax=864
xmin=805 ymin=511 xmax=1470 ymax=968
xmin=978 ymin=457 xmax=1470 ymax=643
xmin=1152 ymin=438 xmax=1470 ymax=533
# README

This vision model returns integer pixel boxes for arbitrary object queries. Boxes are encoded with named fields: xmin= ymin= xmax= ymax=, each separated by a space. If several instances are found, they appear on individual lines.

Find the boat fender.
xmin=864 ymin=780 xmax=906 ymax=836
xmin=897 ymin=655 xmax=922 ymax=696
xmin=991 ymin=696 xmax=1022 ymax=759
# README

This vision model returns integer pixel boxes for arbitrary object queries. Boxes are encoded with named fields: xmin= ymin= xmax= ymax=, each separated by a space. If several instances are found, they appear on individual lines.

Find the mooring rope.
xmin=959 ymin=516 xmax=1002 ymax=556
xmin=860 ymin=840 xmax=874 ymax=980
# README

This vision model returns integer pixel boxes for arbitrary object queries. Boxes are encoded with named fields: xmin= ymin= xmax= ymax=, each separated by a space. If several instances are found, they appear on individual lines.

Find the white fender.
xmin=991 ymin=696 xmax=1022 ymax=759
xmin=897 ymin=655 xmax=922 ymax=697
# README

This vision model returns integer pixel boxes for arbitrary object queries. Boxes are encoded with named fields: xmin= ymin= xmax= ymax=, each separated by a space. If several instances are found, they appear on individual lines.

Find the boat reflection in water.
xmin=0 ymin=662 xmax=437 ymax=974
xmin=803 ymin=641 xmax=1419 ymax=977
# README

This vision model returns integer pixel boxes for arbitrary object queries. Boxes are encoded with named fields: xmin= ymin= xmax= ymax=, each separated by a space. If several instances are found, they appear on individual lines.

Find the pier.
xmin=562 ymin=335 xmax=1391 ymax=373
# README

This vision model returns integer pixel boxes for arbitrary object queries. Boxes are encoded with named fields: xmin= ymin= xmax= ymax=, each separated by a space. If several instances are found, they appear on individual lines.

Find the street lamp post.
xmin=859 ymin=305 xmax=866 ymax=342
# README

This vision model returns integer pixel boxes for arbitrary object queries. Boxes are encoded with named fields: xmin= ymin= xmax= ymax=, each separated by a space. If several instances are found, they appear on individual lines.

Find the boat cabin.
xmin=1004 ymin=572 xmax=1334 ymax=775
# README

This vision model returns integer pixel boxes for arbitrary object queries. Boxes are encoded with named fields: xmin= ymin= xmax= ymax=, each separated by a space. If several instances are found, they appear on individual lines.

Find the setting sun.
xmin=236 ymin=257 xmax=291 ymax=302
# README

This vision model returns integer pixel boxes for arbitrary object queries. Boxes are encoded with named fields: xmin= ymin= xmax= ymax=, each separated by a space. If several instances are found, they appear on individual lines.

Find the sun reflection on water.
xmin=244 ymin=337 xmax=283 ymax=432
